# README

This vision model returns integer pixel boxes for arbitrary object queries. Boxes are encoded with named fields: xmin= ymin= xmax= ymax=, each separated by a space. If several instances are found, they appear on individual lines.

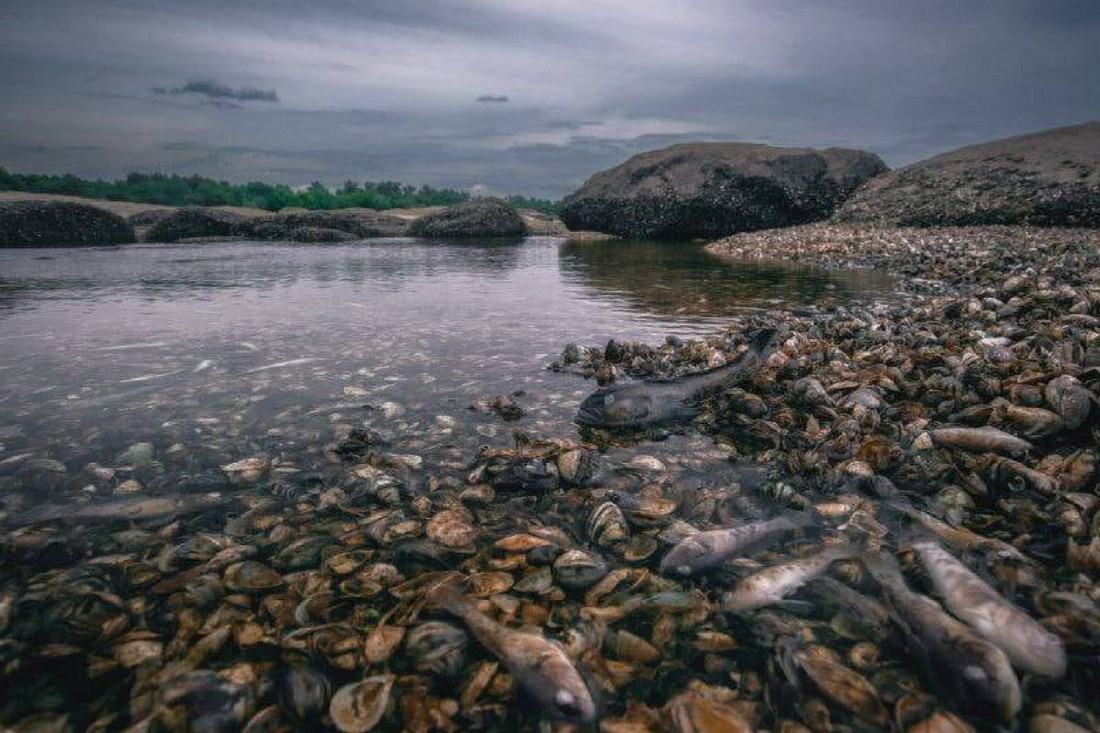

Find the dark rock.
xmin=407 ymin=199 xmax=528 ymax=238
xmin=145 ymin=207 xmax=255 ymax=243
xmin=251 ymin=210 xmax=407 ymax=240
xmin=286 ymin=226 xmax=357 ymax=243
xmin=0 ymin=200 xmax=136 ymax=247
xmin=559 ymin=142 xmax=886 ymax=239
xmin=835 ymin=121 xmax=1100 ymax=227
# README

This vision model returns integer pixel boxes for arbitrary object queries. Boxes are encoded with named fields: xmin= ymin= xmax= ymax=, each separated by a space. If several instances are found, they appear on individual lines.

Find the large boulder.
xmin=252 ymin=210 xmax=407 ymax=241
xmin=559 ymin=143 xmax=887 ymax=239
xmin=146 ymin=207 xmax=255 ymax=243
xmin=0 ymin=200 xmax=136 ymax=247
xmin=407 ymin=199 xmax=528 ymax=238
xmin=835 ymin=122 xmax=1100 ymax=227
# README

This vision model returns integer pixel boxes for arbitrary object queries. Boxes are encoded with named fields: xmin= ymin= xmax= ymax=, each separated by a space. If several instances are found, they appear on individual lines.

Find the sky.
xmin=0 ymin=0 xmax=1097 ymax=198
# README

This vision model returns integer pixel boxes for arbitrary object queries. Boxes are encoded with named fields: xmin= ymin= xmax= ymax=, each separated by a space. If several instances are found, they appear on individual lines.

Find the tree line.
xmin=0 ymin=168 xmax=560 ymax=214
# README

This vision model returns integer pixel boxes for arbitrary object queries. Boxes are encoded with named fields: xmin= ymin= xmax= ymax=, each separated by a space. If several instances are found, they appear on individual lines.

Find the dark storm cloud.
xmin=154 ymin=80 xmax=279 ymax=103
xmin=0 ymin=0 xmax=1096 ymax=197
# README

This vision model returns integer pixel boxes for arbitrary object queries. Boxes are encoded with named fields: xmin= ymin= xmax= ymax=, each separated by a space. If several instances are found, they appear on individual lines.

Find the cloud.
xmin=476 ymin=95 xmax=510 ymax=103
xmin=155 ymin=80 xmax=278 ymax=103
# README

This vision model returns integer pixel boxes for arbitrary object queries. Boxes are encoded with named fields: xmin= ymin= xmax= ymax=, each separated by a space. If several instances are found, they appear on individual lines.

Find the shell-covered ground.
xmin=2 ymin=223 xmax=1100 ymax=733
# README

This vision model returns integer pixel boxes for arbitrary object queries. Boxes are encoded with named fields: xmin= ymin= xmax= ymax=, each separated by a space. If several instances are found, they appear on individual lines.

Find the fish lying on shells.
xmin=576 ymin=327 xmax=781 ymax=429
xmin=2 ymin=492 xmax=232 ymax=527
xmin=722 ymin=544 xmax=858 ymax=612
xmin=659 ymin=513 xmax=813 ymax=577
xmin=427 ymin=578 xmax=597 ymax=724
xmin=863 ymin=552 xmax=1022 ymax=723
xmin=909 ymin=537 xmax=1066 ymax=678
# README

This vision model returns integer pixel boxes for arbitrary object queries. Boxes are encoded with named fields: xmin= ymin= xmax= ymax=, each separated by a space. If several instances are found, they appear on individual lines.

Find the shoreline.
xmin=706 ymin=222 xmax=1100 ymax=295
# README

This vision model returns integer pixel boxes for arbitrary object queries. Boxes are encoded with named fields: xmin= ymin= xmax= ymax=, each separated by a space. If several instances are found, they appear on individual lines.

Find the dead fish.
xmin=722 ymin=544 xmax=858 ymax=612
xmin=1045 ymin=374 xmax=1094 ymax=430
xmin=929 ymin=426 xmax=1033 ymax=457
xmin=909 ymin=538 xmax=1066 ymax=678
xmin=901 ymin=506 xmax=1027 ymax=562
xmin=659 ymin=513 xmax=813 ymax=577
xmin=802 ymin=576 xmax=892 ymax=642
xmin=427 ymin=579 xmax=596 ymax=724
xmin=576 ymin=328 xmax=780 ymax=429
xmin=863 ymin=552 xmax=1022 ymax=723
xmin=3 ymin=492 xmax=232 ymax=527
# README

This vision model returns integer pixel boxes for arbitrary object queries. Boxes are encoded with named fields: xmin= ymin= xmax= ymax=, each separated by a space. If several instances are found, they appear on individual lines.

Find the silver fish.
xmin=4 ymin=492 xmax=231 ymax=527
xmin=659 ymin=514 xmax=811 ymax=577
xmin=722 ymin=544 xmax=857 ymax=612
xmin=864 ymin=552 xmax=1021 ymax=722
xmin=428 ymin=580 xmax=596 ymax=724
xmin=910 ymin=538 xmax=1066 ymax=678
xmin=576 ymin=328 xmax=780 ymax=429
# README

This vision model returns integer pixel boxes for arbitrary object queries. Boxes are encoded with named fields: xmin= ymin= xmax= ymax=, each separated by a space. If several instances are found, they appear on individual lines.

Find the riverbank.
xmin=0 ymin=191 xmax=578 ymax=240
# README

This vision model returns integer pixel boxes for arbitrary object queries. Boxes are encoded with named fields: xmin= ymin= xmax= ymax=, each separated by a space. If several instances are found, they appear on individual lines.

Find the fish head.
xmin=659 ymin=536 xmax=710 ymax=576
xmin=524 ymin=648 xmax=598 ymax=724
xmin=577 ymin=389 xmax=651 ymax=428
xmin=550 ymin=686 xmax=597 ymax=724
xmin=956 ymin=642 xmax=1022 ymax=722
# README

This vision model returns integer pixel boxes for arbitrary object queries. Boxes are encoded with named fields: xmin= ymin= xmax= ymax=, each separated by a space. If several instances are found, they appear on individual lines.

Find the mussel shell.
xmin=552 ymin=549 xmax=609 ymax=590
xmin=404 ymin=621 xmax=468 ymax=678
xmin=557 ymin=448 xmax=599 ymax=486
xmin=587 ymin=501 xmax=630 ymax=547
xmin=329 ymin=674 xmax=394 ymax=733
xmin=224 ymin=561 xmax=284 ymax=593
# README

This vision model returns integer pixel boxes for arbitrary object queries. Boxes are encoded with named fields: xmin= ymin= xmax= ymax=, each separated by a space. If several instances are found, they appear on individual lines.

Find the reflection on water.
xmin=0 ymin=236 xmax=896 ymax=508
xmin=560 ymin=239 xmax=896 ymax=321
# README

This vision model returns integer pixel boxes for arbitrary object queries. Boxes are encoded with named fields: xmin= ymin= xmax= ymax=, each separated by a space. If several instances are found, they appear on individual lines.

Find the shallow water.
xmin=0 ymin=236 xmax=894 ymax=507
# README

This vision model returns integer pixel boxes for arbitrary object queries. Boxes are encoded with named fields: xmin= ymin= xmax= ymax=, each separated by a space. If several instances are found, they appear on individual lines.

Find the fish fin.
xmin=424 ymin=574 xmax=470 ymax=615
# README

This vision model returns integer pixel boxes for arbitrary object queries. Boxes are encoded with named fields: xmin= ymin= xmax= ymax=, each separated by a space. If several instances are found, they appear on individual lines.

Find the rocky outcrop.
xmin=835 ymin=122 xmax=1100 ymax=227
xmin=407 ymin=199 xmax=528 ymax=238
xmin=0 ymin=200 xmax=136 ymax=247
xmin=285 ymin=226 xmax=357 ymax=243
xmin=559 ymin=143 xmax=887 ymax=239
xmin=251 ymin=210 xmax=407 ymax=241
xmin=145 ymin=207 xmax=255 ymax=243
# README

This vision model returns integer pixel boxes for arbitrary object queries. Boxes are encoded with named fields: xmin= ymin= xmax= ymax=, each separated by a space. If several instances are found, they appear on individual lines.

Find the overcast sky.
xmin=0 ymin=0 xmax=1097 ymax=198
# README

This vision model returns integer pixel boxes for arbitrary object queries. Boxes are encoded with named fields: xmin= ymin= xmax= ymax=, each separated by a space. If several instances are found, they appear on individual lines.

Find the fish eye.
xmin=554 ymin=690 xmax=580 ymax=716
xmin=604 ymin=394 xmax=615 ymax=405
xmin=962 ymin=665 xmax=988 ymax=682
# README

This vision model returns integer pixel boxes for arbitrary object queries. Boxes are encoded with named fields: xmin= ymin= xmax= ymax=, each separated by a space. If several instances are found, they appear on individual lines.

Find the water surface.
xmin=0 ymin=236 xmax=894 ymax=505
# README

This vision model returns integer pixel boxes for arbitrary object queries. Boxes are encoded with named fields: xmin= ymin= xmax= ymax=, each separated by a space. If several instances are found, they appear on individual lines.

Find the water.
xmin=0 ymin=236 xmax=893 ymax=507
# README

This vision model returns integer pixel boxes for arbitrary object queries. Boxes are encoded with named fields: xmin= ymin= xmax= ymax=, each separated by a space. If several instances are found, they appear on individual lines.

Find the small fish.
xmin=194 ymin=359 xmax=213 ymax=373
xmin=241 ymin=357 xmax=318 ymax=374
xmin=119 ymin=369 xmax=183 ymax=384
xmin=722 ymin=544 xmax=857 ymax=612
xmin=576 ymin=328 xmax=781 ymax=429
xmin=659 ymin=514 xmax=812 ymax=577
xmin=929 ymin=426 xmax=1033 ymax=457
xmin=910 ymin=538 xmax=1066 ymax=678
xmin=863 ymin=552 xmax=1021 ymax=722
xmin=902 ymin=506 xmax=1026 ymax=562
xmin=3 ymin=492 xmax=231 ymax=527
xmin=801 ymin=576 xmax=892 ymax=642
xmin=428 ymin=579 xmax=597 ymax=724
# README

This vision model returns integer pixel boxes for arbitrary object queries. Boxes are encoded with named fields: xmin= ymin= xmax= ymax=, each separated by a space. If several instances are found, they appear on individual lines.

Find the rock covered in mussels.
xmin=0 ymin=200 xmax=136 ymax=247
xmin=146 ymin=206 xmax=255 ymax=243
xmin=559 ymin=141 xmax=887 ymax=239
xmin=407 ymin=199 xmax=527 ymax=238
xmin=835 ymin=121 xmax=1100 ymax=227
